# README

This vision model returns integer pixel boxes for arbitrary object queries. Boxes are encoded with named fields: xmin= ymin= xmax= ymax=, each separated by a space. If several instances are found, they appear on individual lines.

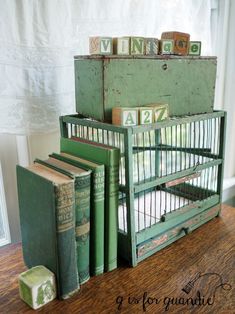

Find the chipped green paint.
xmin=74 ymin=56 xmax=217 ymax=122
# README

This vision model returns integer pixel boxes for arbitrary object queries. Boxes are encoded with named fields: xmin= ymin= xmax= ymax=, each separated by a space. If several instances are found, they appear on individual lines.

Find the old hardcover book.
xmin=49 ymin=152 xmax=105 ymax=276
xmin=60 ymin=137 xmax=120 ymax=272
xmin=34 ymin=158 xmax=91 ymax=285
xmin=16 ymin=164 xmax=79 ymax=299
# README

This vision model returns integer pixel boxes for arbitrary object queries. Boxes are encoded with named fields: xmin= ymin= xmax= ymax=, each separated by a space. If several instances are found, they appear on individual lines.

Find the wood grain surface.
xmin=0 ymin=204 xmax=234 ymax=314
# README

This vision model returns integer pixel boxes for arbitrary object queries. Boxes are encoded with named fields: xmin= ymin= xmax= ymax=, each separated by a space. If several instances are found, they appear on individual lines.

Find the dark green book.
xmin=16 ymin=163 xmax=79 ymax=299
xmin=49 ymin=152 xmax=105 ymax=276
xmin=61 ymin=137 xmax=120 ymax=272
xmin=34 ymin=157 xmax=91 ymax=285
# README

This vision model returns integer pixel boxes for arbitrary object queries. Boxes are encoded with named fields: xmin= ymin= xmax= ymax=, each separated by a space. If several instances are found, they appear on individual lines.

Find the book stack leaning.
xmin=17 ymin=137 xmax=120 ymax=299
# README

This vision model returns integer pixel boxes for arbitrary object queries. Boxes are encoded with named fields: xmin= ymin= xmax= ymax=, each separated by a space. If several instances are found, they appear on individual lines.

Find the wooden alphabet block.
xmin=19 ymin=266 xmax=56 ymax=310
xmin=131 ymin=37 xmax=145 ymax=55
xmin=161 ymin=31 xmax=190 ymax=55
xmin=145 ymin=38 xmax=159 ymax=55
xmin=112 ymin=107 xmax=138 ymax=126
xmin=113 ymin=37 xmax=130 ymax=55
xmin=139 ymin=108 xmax=154 ymax=125
xmin=188 ymin=41 xmax=201 ymax=56
xmin=146 ymin=103 xmax=169 ymax=122
xmin=89 ymin=37 xmax=113 ymax=55
xmin=160 ymin=40 xmax=174 ymax=55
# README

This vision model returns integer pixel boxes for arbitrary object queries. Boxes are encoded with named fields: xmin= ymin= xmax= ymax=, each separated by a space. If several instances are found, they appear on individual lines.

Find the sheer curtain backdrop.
xmin=0 ymin=0 xmax=213 ymax=134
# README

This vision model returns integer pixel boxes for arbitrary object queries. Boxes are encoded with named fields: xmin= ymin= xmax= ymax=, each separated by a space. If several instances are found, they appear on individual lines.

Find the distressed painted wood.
xmin=112 ymin=107 xmax=138 ymax=126
xmin=161 ymin=31 xmax=190 ymax=56
xmin=188 ymin=41 xmax=201 ymax=56
xmin=89 ymin=37 xmax=113 ymax=55
xmin=145 ymin=38 xmax=159 ymax=55
xmin=74 ymin=56 xmax=217 ymax=122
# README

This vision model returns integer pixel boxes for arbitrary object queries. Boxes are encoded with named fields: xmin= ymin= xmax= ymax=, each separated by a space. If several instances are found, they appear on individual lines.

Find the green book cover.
xmin=50 ymin=152 xmax=105 ymax=276
xmin=16 ymin=163 xmax=79 ymax=300
xmin=60 ymin=137 xmax=120 ymax=272
xmin=34 ymin=158 xmax=91 ymax=285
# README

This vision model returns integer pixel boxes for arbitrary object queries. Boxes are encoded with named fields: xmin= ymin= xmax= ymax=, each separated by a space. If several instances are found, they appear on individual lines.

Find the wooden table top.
xmin=0 ymin=204 xmax=234 ymax=313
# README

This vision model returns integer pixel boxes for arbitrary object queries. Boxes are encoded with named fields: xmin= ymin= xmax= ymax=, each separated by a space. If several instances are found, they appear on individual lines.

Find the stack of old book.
xmin=17 ymin=137 xmax=120 ymax=299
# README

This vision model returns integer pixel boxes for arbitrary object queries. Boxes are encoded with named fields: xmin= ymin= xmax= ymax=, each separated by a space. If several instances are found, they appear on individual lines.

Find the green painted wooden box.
xmin=74 ymin=55 xmax=217 ymax=122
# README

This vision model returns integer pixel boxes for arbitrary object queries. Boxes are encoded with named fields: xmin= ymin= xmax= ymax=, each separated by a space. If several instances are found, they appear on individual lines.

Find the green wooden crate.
xmin=60 ymin=111 xmax=226 ymax=266
xmin=74 ymin=55 xmax=217 ymax=122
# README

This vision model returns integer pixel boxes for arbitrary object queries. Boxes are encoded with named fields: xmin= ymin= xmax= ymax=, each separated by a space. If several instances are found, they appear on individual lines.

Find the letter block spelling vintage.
xmin=19 ymin=266 xmax=56 ymax=310
xmin=74 ymin=56 xmax=217 ymax=122
xmin=145 ymin=38 xmax=159 ymax=55
xmin=89 ymin=37 xmax=113 ymax=55
xmin=161 ymin=31 xmax=190 ymax=55
xmin=188 ymin=41 xmax=201 ymax=56
xmin=161 ymin=40 xmax=174 ymax=55
xmin=130 ymin=37 xmax=145 ymax=55
xmin=113 ymin=37 xmax=131 ymax=55
xmin=60 ymin=110 xmax=226 ymax=267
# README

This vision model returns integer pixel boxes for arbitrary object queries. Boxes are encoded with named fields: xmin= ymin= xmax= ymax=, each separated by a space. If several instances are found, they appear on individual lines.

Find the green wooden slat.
xmin=136 ymin=195 xmax=219 ymax=244
xmin=134 ymin=159 xmax=223 ymax=194
xmin=137 ymin=203 xmax=220 ymax=262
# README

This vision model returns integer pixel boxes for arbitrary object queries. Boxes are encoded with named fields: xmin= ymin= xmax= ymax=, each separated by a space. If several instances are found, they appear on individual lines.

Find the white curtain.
xmin=0 ymin=0 xmax=213 ymax=135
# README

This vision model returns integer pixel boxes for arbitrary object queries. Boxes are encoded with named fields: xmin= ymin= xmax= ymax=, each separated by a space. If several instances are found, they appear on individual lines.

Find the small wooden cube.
xmin=112 ymin=107 xmax=138 ymax=126
xmin=146 ymin=103 xmax=169 ymax=122
xmin=139 ymin=108 xmax=154 ymax=125
xmin=89 ymin=37 xmax=113 ymax=55
xmin=131 ymin=37 xmax=145 ymax=55
xmin=161 ymin=31 xmax=190 ymax=55
xmin=19 ymin=266 xmax=56 ymax=310
xmin=145 ymin=38 xmax=159 ymax=55
xmin=161 ymin=40 xmax=174 ymax=55
xmin=188 ymin=41 xmax=201 ymax=56
xmin=113 ymin=37 xmax=130 ymax=55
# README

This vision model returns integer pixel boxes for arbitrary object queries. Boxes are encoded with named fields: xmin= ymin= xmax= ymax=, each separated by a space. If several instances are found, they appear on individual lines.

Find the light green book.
xmin=34 ymin=157 xmax=91 ymax=285
xmin=61 ymin=137 xmax=120 ymax=272
xmin=49 ymin=152 xmax=105 ymax=276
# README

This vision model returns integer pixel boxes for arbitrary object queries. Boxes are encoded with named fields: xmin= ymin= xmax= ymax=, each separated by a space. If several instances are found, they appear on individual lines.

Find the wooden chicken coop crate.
xmin=60 ymin=111 xmax=226 ymax=266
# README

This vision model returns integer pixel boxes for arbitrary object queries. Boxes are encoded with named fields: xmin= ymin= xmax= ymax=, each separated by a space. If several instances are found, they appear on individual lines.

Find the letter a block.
xmin=188 ymin=41 xmax=201 ymax=56
xmin=113 ymin=37 xmax=130 ymax=55
xmin=89 ymin=37 xmax=113 ymax=55
xmin=139 ymin=108 xmax=154 ymax=125
xmin=112 ymin=107 xmax=138 ymax=126
xmin=145 ymin=38 xmax=159 ymax=55
xmin=19 ymin=265 xmax=56 ymax=310
xmin=131 ymin=37 xmax=145 ymax=55
xmin=161 ymin=40 xmax=174 ymax=55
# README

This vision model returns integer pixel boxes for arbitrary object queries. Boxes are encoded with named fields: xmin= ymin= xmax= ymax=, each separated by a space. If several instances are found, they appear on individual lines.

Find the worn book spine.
xmin=104 ymin=151 xmax=119 ymax=272
xmin=91 ymin=166 xmax=105 ymax=275
xmin=74 ymin=174 xmax=91 ymax=284
xmin=55 ymin=182 xmax=80 ymax=298
xmin=60 ymin=137 xmax=120 ymax=272
xmin=50 ymin=152 xmax=105 ymax=276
